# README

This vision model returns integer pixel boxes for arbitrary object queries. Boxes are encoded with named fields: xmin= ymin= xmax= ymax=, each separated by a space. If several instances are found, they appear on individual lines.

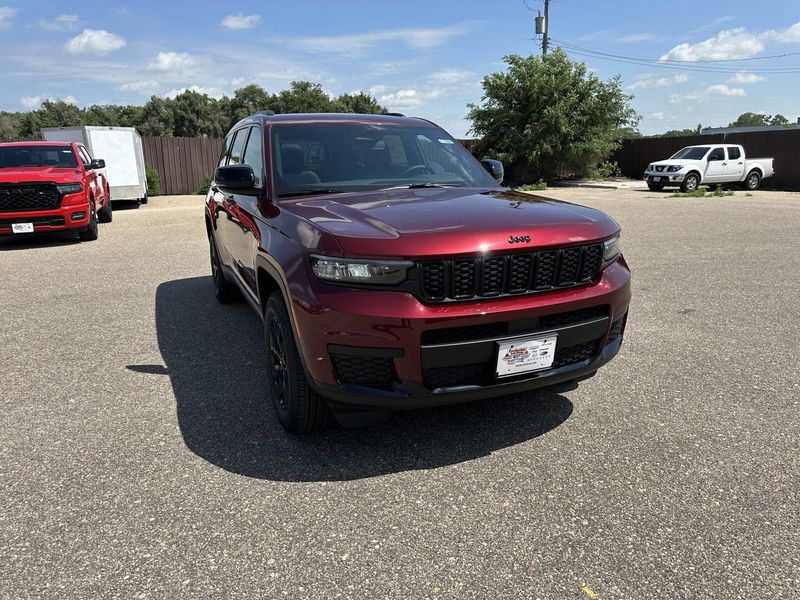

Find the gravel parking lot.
xmin=2 ymin=187 xmax=798 ymax=599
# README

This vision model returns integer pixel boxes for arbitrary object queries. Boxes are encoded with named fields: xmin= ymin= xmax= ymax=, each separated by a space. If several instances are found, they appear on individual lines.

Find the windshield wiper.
xmin=278 ymin=189 xmax=345 ymax=198
xmin=382 ymin=182 xmax=463 ymax=190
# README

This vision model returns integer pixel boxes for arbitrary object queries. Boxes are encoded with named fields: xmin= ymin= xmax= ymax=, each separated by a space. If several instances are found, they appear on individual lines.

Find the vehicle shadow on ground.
xmin=0 ymin=231 xmax=80 ymax=250
xmin=150 ymin=276 xmax=574 ymax=482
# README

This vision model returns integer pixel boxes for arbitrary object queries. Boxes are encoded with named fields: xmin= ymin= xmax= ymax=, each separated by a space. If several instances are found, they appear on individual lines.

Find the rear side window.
xmin=228 ymin=130 xmax=247 ymax=166
xmin=242 ymin=126 xmax=264 ymax=186
xmin=217 ymin=134 xmax=234 ymax=167
xmin=727 ymin=147 xmax=741 ymax=160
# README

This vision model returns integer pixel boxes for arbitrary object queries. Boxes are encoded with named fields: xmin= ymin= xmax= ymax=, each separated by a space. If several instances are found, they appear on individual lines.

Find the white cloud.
xmin=284 ymin=22 xmax=476 ymax=56
xmin=727 ymin=72 xmax=765 ymax=84
xmin=65 ymin=29 xmax=126 ymax=55
xmin=669 ymin=84 xmax=746 ymax=104
xmin=220 ymin=13 xmax=261 ymax=30
xmin=627 ymin=73 xmax=689 ymax=90
xmin=763 ymin=21 xmax=800 ymax=43
xmin=0 ymin=6 xmax=16 ymax=28
xmin=118 ymin=80 xmax=160 ymax=94
xmin=164 ymin=85 xmax=224 ymax=99
xmin=20 ymin=95 xmax=78 ymax=109
xmin=367 ymin=84 xmax=388 ymax=96
xmin=39 ymin=14 xmax=79 ymax=31
xmin=148 ymin=51 xmax=197 ymax=72
xmin=619 ymin=33 xmax=657 ymax=43
xmin=660 ymin=28 xmax=764 ymax=61
xmin=425 ymin=68 xmax=476 ymax=85
xmin=707 ymin=84 xmax=746 ymax=96
xmin=650 ymin=112 xmax=665 ymax=120
xmin=378 ymin=88 xmax=445 ymax=110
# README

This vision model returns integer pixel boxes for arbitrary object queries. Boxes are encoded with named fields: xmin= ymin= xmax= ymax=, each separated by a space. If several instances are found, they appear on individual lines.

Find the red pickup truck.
xmin=0 ymin=141 xmax=112 ymax=241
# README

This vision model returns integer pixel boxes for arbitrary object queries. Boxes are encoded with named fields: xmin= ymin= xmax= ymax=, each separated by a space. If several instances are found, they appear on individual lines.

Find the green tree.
xmin=137 ymin=96 xmax=175 ymax=136
xmin=467 ymin=50 xmax=638 ymax=182
xmin=769 ymin=114 xmax=789 ymax=126
xmin=171 ymin=90 xmax=226 ymax=137
xmin=333 ymin=92 xmax=386 ymax=114
xmin=728 ymin=112 xmax=769 ymax=127
xmin=273 ymin=81 xmax=335 ymax=114
xmin=660 ymin=128 xmax=699 ymax=137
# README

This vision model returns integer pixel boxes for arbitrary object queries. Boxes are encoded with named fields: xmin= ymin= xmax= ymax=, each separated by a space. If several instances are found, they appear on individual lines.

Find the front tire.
xmin=745 ymin=170 xmax=761 ymax=190
xmin=208 ymin=231 xmax=239 ymax=303
xmin=680 ymin=173 xmax=700 ymax=193
xmin=78 ymin=200 xmax=99 ymax=241
xmin=265 ymin=291 xmax=333 ymax=434
xmin=97 ymin=197 xmax=113 ymax=223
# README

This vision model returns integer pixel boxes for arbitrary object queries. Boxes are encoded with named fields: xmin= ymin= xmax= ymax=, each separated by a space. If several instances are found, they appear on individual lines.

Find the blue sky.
xmin=1 ymin=0 xmax=798 ymax=136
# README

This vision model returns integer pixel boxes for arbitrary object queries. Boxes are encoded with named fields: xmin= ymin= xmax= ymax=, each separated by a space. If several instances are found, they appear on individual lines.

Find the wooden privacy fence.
xmin=142 ymin=136 xmax=223 ymax=195
xmin=612 ymin=129 xmax=800 ymax=189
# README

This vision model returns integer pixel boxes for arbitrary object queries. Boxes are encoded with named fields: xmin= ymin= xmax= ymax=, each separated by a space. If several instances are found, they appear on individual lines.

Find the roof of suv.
xmin=230 ymin=112 xmax=436 ymax=131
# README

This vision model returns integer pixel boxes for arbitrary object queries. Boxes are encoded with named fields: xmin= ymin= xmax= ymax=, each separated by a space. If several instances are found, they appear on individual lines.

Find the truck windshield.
xmin=0 ymin=145 xmax=78 ymax=168
xmin=270 ymin=123 xmax=498 ymax=197
xmin=670 ymin=147 xmax=710 ymax=160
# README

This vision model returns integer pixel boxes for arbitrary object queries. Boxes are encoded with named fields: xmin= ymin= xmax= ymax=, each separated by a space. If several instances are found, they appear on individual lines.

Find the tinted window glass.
xmin=708 ymin=148 xmax=725 ymax=161
xmin=242 ymin=126 xmax=264 ymax=186
xmin=270 ymin=123 xmax=498 ymax=197
xmin=78 ymin=146 xmax=92 ymax=166
xmin=228 ymin=129 xmax=247 ymax=166
xmin=671 ymin=146 xmax=710 ymax=160
xmin=727 ymin=146 xmax=741 ymax=160
xmin=217 ymin=134 xmax=234 ymax=167
xmin=0 ymin=145 xmax=78 ymax=168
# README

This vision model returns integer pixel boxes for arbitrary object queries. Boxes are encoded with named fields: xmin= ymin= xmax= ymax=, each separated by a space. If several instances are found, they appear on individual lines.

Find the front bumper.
xmin=0 ymin=200 xmax=91 ymax=235
xmin=290 ymin=258 xmax=632 ymax=409
xmin=644 ymin=172 xmax=684 ymax=184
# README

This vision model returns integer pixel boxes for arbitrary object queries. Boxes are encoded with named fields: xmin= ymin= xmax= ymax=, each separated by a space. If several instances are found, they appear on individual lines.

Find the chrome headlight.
xmin=666 ymin=165 xmax=683 ymax=173
xmin=310 ymin=255 xmax=413 ymax=285
xmin=602 ymin=233 xmax=621 ymax=266
xmin=56 ymin=183 xmax=83 ymax=195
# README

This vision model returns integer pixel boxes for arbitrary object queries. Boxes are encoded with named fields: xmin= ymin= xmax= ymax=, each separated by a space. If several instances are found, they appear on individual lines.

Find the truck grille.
xmin=418 ymin=244 xmax=603 ymax=303
xmin=0 ymin=184 xmax=62 ymax=212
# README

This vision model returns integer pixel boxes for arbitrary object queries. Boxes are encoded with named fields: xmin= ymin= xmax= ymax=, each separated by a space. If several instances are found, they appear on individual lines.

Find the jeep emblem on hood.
xmin=508 ymin=234 xmax=531 ymax=244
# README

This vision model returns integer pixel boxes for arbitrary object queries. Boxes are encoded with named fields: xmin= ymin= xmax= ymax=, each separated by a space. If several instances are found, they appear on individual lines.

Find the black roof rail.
xmin=386 ymin=112 xmax=405 ymax=117
xmin=257 ymin=110 xmax=275 ymax=116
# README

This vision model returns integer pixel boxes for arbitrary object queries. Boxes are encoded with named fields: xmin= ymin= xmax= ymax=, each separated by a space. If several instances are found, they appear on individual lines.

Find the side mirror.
xmin=481 ymin=159 xmax=504 ymax=183
xmin=215 ymin=164 xmax=257 ymax=192
xmin=89 ymin=158 xmax=105 ymax=169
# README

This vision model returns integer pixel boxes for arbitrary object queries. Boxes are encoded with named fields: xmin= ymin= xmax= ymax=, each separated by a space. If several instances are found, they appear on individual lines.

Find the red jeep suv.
xmin=206 ymin=113 xmax=631 ymax=432
xmin=0 ymin=141 xmax=112 ymax=241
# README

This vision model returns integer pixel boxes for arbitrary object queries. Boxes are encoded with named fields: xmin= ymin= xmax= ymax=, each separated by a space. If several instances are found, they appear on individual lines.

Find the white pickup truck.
xmin=644 ymin=144 xmax=774 ymax=192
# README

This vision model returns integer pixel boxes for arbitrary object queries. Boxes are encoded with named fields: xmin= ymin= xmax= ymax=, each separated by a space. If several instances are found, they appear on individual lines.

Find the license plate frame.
xmin=496 ymin=334 xmax=558 ymax=378
xmin=11 ymin=223 xmax=34 ymax=234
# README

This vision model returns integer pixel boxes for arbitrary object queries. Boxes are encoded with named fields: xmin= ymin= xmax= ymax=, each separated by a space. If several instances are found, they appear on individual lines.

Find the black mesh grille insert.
xmin=607 ymin=314 xmax=626 ymax=344
xmin=552 ymin=339 xmax=599 ymax=369
xmin=331 ymin=354 xmax=394 ymax=388
xmin=417 ymin=243 xmax=605 ymax=303
xmin=0 ymin=184 xmax=62 ymax=212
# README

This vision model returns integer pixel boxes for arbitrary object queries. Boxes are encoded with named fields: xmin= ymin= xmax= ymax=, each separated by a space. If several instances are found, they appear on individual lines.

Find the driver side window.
xmin=708 ymin=148 xmax=725 ymax=161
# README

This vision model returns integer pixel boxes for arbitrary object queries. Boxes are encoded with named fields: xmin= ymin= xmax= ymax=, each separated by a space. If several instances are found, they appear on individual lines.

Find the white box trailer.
xmin=42 ymin=126 xmax=148 ymax=203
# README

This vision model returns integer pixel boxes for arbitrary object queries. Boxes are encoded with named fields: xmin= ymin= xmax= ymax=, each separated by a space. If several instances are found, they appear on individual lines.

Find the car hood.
xmin=649 ymin=159 xmax=698 ymax=168
xmin=0 ymin=167 xmax=81 ymax=184
xmin=284 ymin=187 xmax=620 ymax=258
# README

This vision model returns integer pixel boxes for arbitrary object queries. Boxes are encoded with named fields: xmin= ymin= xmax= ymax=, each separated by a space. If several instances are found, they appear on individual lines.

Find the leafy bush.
xmin=516 ymin=180 xmax=548 ymax=191
xmin=145 ymin=165 xmax=160 ymax=197
xmin=669 ymin=188 xmax=734 ymax=198
xmin=590 ymin=160 xmax=622 ymax=179
xmin=196 ymin=175 xmax=211 ymax=195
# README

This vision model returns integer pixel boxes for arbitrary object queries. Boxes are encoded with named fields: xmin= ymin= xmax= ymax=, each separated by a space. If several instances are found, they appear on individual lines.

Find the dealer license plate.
xmin=496 ymin=335 xmax=557 ymax=378
xmin=12 ymin=223 xmax=34 ymax=234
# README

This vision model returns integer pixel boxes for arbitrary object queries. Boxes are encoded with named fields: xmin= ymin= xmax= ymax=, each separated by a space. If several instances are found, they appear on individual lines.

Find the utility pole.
xmin=542 ymin=0 xmax=550 ymax=57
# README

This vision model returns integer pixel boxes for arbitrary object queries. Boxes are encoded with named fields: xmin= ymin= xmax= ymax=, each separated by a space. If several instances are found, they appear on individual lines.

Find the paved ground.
xmin=1 ymin=188 xmax=798 ymax=599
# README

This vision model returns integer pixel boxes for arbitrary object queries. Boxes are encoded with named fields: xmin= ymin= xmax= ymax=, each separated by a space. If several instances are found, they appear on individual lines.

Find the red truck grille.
xmin=0 ymin=183 xmax=62 ymax=212
xmin=418 ymin=244 xmax=604 ymax=303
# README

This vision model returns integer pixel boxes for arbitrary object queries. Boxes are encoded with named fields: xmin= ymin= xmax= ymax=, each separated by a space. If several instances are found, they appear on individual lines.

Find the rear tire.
xmin=208 ymin=231 xmax=239 ymax=303
xmin=745 ymin=170 xmax=761 ymax=190
xmin=97 ymin=197 xmax=113 ymax=223
xmin=78 ymin=200 xmax=99 ymax=241
xmin=140 ymin=194 xmax=148 ymax=205
xmin=265 ymin=291 xmax=333 ymax=434
xmin=680 ymin=173 xmax=700 ymax=193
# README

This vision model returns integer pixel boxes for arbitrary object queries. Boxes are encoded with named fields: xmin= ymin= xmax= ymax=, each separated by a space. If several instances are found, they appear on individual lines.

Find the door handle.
xmin=738 ymin=162 xmax=743 ymax=165
xmin=721 ymin=162 xmax=727 ymax=166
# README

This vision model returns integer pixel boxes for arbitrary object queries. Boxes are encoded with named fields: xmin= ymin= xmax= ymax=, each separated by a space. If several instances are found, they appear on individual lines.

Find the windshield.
xmin=670 ymin=146 xmax=710 ymax=160
xmin=0 ymin=145 xmax=78 ymax=169
xmin=270 ymin=123 xmax=498 ymax=197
